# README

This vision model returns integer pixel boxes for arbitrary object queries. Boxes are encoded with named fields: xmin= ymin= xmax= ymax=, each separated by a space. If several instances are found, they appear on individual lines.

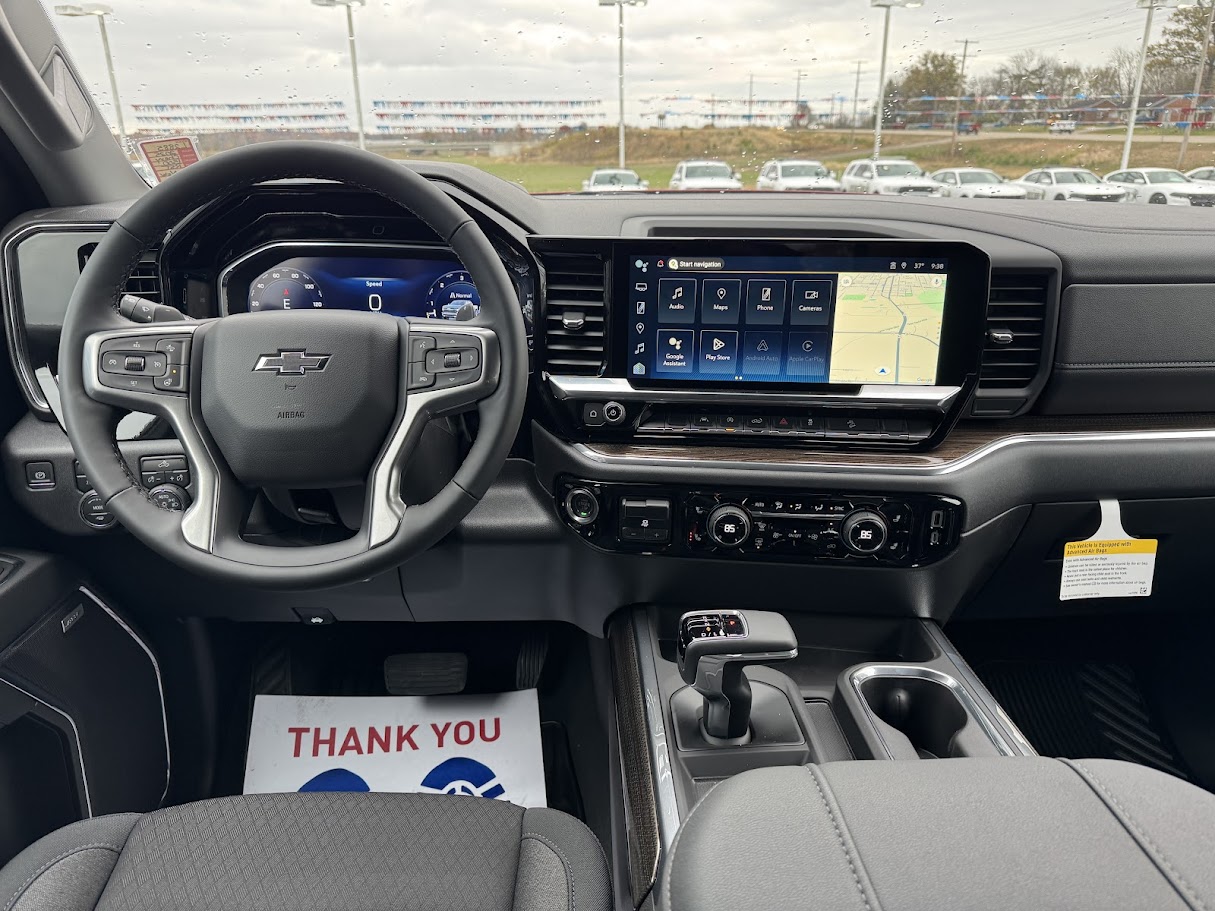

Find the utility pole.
xmin=1179 ymin=0 xmax=1215 ymax=168
xmin=850 ymin=60 xmax=864 ymax=143
xmin=952 ymin=38 xmax=974 ymax=157
xmin=748 ymin=73 xmax=755 ymax=123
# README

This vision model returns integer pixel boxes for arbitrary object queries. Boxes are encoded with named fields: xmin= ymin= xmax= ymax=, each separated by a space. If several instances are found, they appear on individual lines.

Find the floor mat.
xmin=977 ymin=659 xmax=1194 ymax=781
xmin=243 ymin=691 xmax=548 ymax=806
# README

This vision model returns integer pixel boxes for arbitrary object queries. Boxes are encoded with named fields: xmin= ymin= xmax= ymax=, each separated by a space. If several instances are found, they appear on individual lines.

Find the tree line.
xmin=884 ymin=6 xmax=1214 ymax=107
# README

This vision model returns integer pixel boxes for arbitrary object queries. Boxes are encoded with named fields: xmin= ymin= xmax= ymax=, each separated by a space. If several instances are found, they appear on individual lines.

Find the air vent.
xmin=78 ymin=243 xmax=162 ymax=304
xmin=979 ymin=271 xmax=1049 ymax=390
xmin=125 ymin=258 xmax=163 ymax=303
xmin=541 ymin=252 xmax=606 ymax=375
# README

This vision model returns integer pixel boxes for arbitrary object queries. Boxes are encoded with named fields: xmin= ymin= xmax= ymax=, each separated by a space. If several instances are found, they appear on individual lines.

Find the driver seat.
xmin=0 ymin=792 xmax=610 ymax=911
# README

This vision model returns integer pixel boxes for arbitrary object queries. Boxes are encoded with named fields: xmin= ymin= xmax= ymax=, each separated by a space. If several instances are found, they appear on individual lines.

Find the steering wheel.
xmin=58 ymin=142 xmax=528 ymax=589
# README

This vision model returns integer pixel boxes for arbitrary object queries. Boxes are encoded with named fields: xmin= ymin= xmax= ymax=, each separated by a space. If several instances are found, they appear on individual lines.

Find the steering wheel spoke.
xmin=366 ymin=319 xmax=501 ymax=547
xmin=82 ymin=321 xmax=232 ymax=554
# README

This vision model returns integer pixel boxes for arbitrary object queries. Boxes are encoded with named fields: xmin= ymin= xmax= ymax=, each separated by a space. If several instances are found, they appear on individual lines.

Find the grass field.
xmin=384 ymin=126 xmax=1215 ymax=193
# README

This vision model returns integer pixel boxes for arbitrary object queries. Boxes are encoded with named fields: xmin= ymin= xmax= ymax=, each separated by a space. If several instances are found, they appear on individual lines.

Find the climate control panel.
xmin=556 ymin=478 xmax=962 ymax=567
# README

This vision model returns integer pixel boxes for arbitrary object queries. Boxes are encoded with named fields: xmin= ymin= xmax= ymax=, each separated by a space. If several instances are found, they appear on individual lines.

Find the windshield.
xmin=781 ymin=164 xmax=828 ymax=178
xmin=875 ymin=163 xmax=921 ymax=177
xmin=1054 ymin=172 xmax=1102 ymax=185
xmin=685 ymin=164 xmax=733 ymax=179
xmin=42 ymin=0 xmax=1215 ymax=202
xmin=1148 ymin=171 xmax=1190 ymax=184
xmin=960 ymin=171 xmax=1003 ymax=184
xmin=593 ymin=171 xmax=640 ymax=186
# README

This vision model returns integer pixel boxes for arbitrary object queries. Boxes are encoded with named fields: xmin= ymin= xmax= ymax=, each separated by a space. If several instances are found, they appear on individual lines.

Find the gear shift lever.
xmin=677 ymin=610 xmax=798 ymax=740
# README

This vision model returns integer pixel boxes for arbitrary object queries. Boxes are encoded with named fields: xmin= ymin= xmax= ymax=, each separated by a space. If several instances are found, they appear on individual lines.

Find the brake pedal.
xmin=383 ymin=653 xmax=467 ymax=695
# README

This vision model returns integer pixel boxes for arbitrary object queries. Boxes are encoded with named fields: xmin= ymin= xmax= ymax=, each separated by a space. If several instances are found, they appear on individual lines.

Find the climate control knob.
xmin=842 ymin=509 xmax=889 ymax=554
xmin=707 ymin=504 xmax=752 ymax=549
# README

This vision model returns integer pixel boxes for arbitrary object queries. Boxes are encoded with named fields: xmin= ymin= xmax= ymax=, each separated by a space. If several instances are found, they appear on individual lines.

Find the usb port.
xmin=930 ymin=509 xmax=945 ymax=529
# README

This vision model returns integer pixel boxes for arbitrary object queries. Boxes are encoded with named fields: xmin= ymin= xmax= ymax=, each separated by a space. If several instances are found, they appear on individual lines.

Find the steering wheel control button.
xmin=564 ymin=487 xmax=600 ymax=526
xmin=155 ymin=337 xmax=191 ymax=364
xmin=124 ymin=355 xmax=146 ymax=371
xmin=148 ymin=484 xmax=190 ymax=511
xmin=423 ymin=347 xmax=480 ymax=374
xmin=842 ymin=510 xmax=890 ymax=554
xmin=603 ymin=401 xmax=627 ymax=426
xmin=140 ymin=456 xmax=189 ymax=489
xmin=707 ymin=504 xmax=752 ymax=548
xmin=25 ymin=461 xmax=55 ymax=490
xmin=79 ymin=493 xmax=116 ymax=529
xmin=407 ymin=362 xmax=435 ymax=389
xmin=157 ymin=365 xmax=188 ymax=392
xmin=408 ymin=335 xmax=437 ymax=361
xmin=432 ymin=367 xmax=480 ymax=391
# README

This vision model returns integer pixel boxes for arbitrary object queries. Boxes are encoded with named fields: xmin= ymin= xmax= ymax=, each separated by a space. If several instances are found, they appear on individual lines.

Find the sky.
xmin=42 ymin=0 xmax=1161 ymax=124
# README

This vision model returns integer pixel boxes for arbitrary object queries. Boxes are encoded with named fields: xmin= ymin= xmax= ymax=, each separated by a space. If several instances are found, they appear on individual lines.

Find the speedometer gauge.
xmin=249 ymin=267 xmax=323 ymax=311
xmin=425 ymin=270 xmax=480 ymax=320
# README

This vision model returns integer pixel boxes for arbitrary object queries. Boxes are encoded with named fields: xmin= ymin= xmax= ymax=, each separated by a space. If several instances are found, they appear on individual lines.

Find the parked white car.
xmin=1012 ymin=168 xmax=1128 ymax=202
xmin=581 ymin=169 xmax=648 ymax=193
xmin=1105 ymin=168 xmax=1215 ymax=206
xmin=1185 ymin=166 xmax=1215 ymax=185
xmin=1048 ymin=119 xmax=1078 ymax=134
xmin=668 ymin=160 xmax=742 ymax=191
xmin=929 ymin=168 xmax=1029 ymax=199
xmin=756 ymin=159 xmax=841 ymax=192
xmin=840 ymin=158 xmax=942 ymax=196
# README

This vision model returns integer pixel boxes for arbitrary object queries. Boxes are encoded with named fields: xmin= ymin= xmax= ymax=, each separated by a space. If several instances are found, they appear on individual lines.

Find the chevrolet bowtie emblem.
xmin=253 ymin=350 xmax=331 ymax=376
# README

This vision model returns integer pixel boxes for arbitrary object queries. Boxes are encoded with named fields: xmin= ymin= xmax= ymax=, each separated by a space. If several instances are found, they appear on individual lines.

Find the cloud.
xmin=41 ymin=0 xmax=1160 ymax=120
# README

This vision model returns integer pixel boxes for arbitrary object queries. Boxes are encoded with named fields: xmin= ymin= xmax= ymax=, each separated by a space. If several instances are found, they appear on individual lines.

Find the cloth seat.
xmin=659 ymin=757 xmax=1215 ymax=911
xmin=0 ymin=791 xmax=610 ymax=911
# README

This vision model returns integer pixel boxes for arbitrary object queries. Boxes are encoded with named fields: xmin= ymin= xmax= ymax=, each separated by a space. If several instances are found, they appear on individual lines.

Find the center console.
xmin=557 ymin=479 xmax=962 ymax=565
xmin=540 ymin=237 xmax=990 ymax=452
xmin=609 ymin=606 xmax=1036 ymax=908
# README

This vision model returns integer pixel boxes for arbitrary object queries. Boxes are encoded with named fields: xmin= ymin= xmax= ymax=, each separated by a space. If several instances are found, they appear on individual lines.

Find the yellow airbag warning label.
xmin=1060 ymin=501 xmax=1157 ymax=602
xmin=1063 ymin=540 xmax=1158 ymax=558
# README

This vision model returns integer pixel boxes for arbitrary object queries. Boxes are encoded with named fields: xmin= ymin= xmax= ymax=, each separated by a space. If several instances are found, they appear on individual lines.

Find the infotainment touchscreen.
xmin=617 ymin=241 xmax=988 ymax=390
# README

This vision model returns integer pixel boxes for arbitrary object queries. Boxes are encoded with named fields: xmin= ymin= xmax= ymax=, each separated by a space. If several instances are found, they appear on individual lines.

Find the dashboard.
xmin=221 ymin=245 xmax=482 ymax=320
xmin=6 ymin=163 xmax=1215 ymax=625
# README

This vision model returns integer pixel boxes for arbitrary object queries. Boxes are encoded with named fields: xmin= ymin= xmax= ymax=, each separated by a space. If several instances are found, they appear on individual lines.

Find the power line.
xmin=982 ymin=18 xmax=1140 ymax=56
xmin=967 ymin=2 xmax=1132 ymax=43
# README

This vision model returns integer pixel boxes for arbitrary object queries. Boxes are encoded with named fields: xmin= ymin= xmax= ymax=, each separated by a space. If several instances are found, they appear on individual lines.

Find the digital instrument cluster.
xmin=221 ymin=244 xmax=535 ymax=336
xmin=245 ymin=256 xmax=479 ymax=319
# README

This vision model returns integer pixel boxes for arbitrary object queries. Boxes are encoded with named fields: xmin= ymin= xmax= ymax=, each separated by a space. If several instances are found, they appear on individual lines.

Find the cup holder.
xmin=850 ymin=665 xmax=1012 ymax=759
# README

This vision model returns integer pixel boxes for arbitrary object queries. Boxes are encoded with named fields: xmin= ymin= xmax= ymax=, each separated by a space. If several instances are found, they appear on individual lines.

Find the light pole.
xmin=313 ymin=0 xmax=367 ymax=151
xmin=1179 ymin=0 xmax=1215 ymax=167
xmin=599 ymin=0 xmax=646 ymax=169
xmin=54 ymin=4 xmax=126 ymax=149
xmin=795 ymin=69 xmax=809 ymax=128
xmin=1122 ymin=0 xmax=1190 ymax=170
xmin=871 ymin=0 xmax=923 ymax=160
